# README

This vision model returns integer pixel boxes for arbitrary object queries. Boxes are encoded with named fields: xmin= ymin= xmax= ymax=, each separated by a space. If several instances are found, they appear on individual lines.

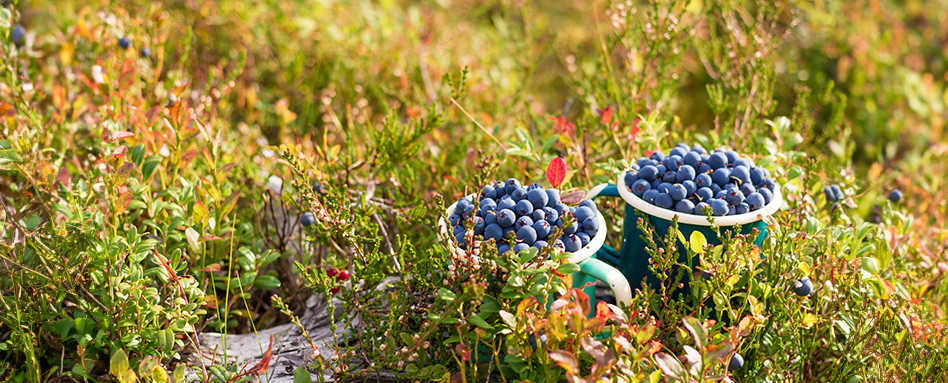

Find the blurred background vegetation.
xmin=2 ymin=0 xmax=947 ymax=381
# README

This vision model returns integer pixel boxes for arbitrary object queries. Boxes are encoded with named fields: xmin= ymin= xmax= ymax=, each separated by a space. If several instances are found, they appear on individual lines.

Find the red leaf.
xmin=199 ymin=263 xmax=221 ymax=273
xmin=455 ymin=343 xmax=471 ymax=362
xmin=56 ymin=166 xmax=71 ymax=188
xmin=600 ymin=107 xmax=612 ymax=126
xmin=115 ymin=190 xmax=132 ymax=214
xmin=546 ymin=157 xmax=567 ymax=188
xmin=111 ymin=130 xmax=135 ymax=142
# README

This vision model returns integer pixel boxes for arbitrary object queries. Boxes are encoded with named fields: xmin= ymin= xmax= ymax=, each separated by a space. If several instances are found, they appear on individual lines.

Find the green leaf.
xmin=141 ymin=155 xmax=163 ymax=180
xmin=499 ymin=310 xmax=516 ymax=328
xmin=681 ymin=316 xmax=707 ymax=349
xmin=861 ymin=257 xmax=880 ymax=274
xmin=0 ymin=149 xmax=23 ymax=163
xmin=557 ymin=263 xmax=580 ymax=275
xmin=689 ymin=231 xmax=707 ymax=254
xmin=479 ymin=296 xmax=501 ymax=314
xmin=254 ymin=275 xmax=281 ymax=290
xmin=468 ymin=314 xmax=494 ymax=330
xmin=158 ymin=329 xmax=175 ymax=352
xmin=110 ymin=349 xmax=130 ymax=376
xmin=437 ymin=288 xmax=455 ymax=301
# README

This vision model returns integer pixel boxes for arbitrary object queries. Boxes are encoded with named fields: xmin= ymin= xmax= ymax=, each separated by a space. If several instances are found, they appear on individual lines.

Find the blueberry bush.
xmin=1 ymin=0 xmax=947 ymax=382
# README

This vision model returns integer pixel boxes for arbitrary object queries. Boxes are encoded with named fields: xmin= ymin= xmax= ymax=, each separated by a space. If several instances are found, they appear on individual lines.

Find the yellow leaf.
xmin=802 ymin=313 xmax=819 ymax=328
xmin=797 ymin=261 xmax=811 ymax=277
xmin=676 ymin=229 xmax=686 ymax=246
xmin=690 ymin=231 xmax=707 ymax=254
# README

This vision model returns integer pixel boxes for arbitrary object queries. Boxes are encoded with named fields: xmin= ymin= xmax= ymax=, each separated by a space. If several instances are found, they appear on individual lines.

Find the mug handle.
xmin=586 ymin=184 xmax=623 ymax=266
xmin=578 ymin=257 xmax=633 ymax=306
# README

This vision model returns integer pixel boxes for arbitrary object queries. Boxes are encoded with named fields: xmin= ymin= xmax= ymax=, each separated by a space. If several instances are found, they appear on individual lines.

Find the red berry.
xmin=330 ymin=286 xmax=341 ymax=294
xmin=325 ymin=268 xmax=338 ymax=278
xmin=337 ymin=270 xmax=350 ymax=281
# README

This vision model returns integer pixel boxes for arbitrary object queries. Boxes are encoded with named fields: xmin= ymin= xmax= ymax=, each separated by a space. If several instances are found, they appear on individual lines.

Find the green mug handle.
xmin=577 ymin=257 xmax=633 ymax=306
xmin=586 ymin=184 xmax=624 ymax=267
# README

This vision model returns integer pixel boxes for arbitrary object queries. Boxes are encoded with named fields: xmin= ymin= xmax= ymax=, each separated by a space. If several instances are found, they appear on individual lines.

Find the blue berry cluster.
xmin=448 ymin=178 xmax=601 ymax=255
xmin=623 ymin=144 xmax=776 ymax=216
xmin=824 ymin=184 xmax=845 ymax=202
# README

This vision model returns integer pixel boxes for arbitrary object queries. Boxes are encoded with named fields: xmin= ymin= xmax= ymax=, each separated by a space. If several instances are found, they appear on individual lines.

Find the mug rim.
xmin=439 ymin=194 xmax=607 ymax=263
xmin=616 ymin=172 xmax=783 ymax=227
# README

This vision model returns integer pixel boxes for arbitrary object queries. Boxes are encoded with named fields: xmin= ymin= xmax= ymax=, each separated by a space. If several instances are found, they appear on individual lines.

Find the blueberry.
xmin=824 ymin=185 xmax=837 ymax=202
xmin=571 ymin=206 xmax=594 ymax=224
xmin=545 ymin=189 xmax=561 ymax=207
xmin=694 ymin=202 xmax=711 ymax=215
xmin=493 ymin=181 xmax=508 ymax=197
xmin=516 ymin=216 xmax=534 ymax=230
xmin=542 ymin=207 xmax=559 ymax=223
xmin=579 ymin=199 xmax=597 ymax=211
xmin=728 ymin=205 xmax=736 ymax=215
xmin=532 ymin=209 xmax=547 ymax=222
xmin=750 ymin=167 xmax=765 ymax=185
xmin=888 ymin=189 xmax=902 ymax=202
xmin=695 ymin=187 xmax=713 ymax=202
xmin=498 ymin=195 xmax=516 ymax=211
xmin=563 ymin=234 xmax=581 ymax=252
xmin=715 ymin=190 xmax=728 ymax=200
xmin=697 ymin=163 xmax=712 ymax=175
xmin=505 ymin=178 xmax=522 ymax=194
xmin=527 ymin=182 xmax=543 ymax=190
xmin=639 ymin=165 xmax=659 ymax=181
xmin=533 ymin=220 xmax=552 ymax=239
xmin=552 ymin=240 xmax=566 ymax=252
xmin=677 ymin=165 xmax=696 ymax=182
xmin=669 ymin=184 xmax=686 ymax=201
xmin=513 ymin=243 xmax=530 ymax=253
xmin=740 ymin=183 xmax=757 ymax=196
xmin=532 ymin=240 xmax=548 ymax=250
xmin=624 ymin=170 xmax=639 ymax=187
xmin=683 ymin=151 xmax=702 ymax=168
xmin=118 ymin=36 xmax=132 ymax=49
xmin=695 ymin=173 xmax=713 ymax=189
xmin=793 ymin=277 xmax=813 ymax=296
xmin=497 ymin=209 xmax=516 ymax=228
xmin=725 ymin=189 xmax=745 ymax=206
xmin=662 ymin=155 xmax=682 ymax=171
xmin=511 ymin=187 xmax=528 ymax=201
xmin=759 ymin=188 xmax=773 ymax=204
xmin=449 ymin=214 xmax=461 ymax=226
xmin=655 ymin=193 xmax=674 ymax=209
xmin=730 ymin=166 xmax=751 ymax=185
xmin=657 ymin=182 xmax=673 ymax=194
xmin=582 ymin=216 xmax=600 ymax=236
xmin=482 ymin=184 xmax=496 ymax=199
xmin=300 ymin=212 xmax=315 ymax=226
xmin=631 ymin=179 xmax=651 ymax=196
xmin=675 ymin=199 xmax=695 ymax=214
xmin=576 ymin=232 xmax=591 ymax=246
xmin=560 ymin=218 xmax=579 ymax=235
xmin=650 ymin=179 xmax=662 ymax=190
xmin=692 ymin=144 xmax=707 ymax=154
xmin=662 ymin=171 xmax=678 ymax=183
xmin=682 ymin=180 xmax=697 ymax=198
xmin=636 ymin=158 xmax=653 ymax=168
xmin=669 ymin=146 xmax=688 ymax=158
xmin=735 ymin=203 xmax=749 ymax=214
xmin=708 ymin=152 xmax=728 ymax=169
xmin=11 ymin=24 xmax=26 ymax=47
xmin=455 ymin=232 xmax=467 ymax=248
xmin=712 ymin=168 xmax=731 ymax=186
xmin=453 ymin=225 xmax=466 ymax=237
xmin=473 ymin=216 xmax=485 ymax=234
xmin=484 ymin=212 xmax=497 ymax=225
xmin=725 ymin=150 xmax=740 ymax=165
xmin=745 ymin=192 xmax=765 ymax=211
xmin=733 ymin=159 xmax=752 ymax=169
xmin=554 ymin=203 xmax=569 ymax=216
xmin=656 ymin=164 xmax=667 ymax=174
xmin=649 ymin=151 xmax=665 ymax=162
xmin=831 ymin=185 xmax=844 ymax=201
xmin=710 ymin=184 xmax=722 ymax=194
xmin=642 ymin=189 xmax=660 ymax=204
xmin=140 ymin=46 xmax=151 ymax=58
xmin=485 ymin=224 xmax=503 ymax=241
xmin=515 ymin=199 xmax=534 ymax=216
xmin=728 ymin=353 xmax=744 ymax=371
xmin=497 ymin=244 xmax=511 ymax=255
xmin=709 ymin=199 xmax=728 ymax=216
xmin=480 ymin=197 xmax=497 ymax=211
xmin=517 ymin=226 xmax=538 ymax=245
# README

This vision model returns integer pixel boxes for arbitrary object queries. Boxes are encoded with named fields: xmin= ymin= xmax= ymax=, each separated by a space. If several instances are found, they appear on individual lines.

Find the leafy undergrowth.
xmin=1 ymin=0 xmax=947 ymax=382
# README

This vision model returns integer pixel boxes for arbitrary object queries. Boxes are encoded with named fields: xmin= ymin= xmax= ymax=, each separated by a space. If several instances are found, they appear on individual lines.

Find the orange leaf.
xmin=115 ymin=190 xmax=132 ymax=214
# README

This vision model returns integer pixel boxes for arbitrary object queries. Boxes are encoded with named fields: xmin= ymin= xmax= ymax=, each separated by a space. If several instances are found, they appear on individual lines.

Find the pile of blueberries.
xmin=448 ymin=179 xmax=601 ymax=255
xmin=623 ymin=144 xmax=776 ymax=216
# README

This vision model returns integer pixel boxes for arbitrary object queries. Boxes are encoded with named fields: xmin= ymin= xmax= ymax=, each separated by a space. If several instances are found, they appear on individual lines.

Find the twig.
xmin=372 ymin=213 xmax=401 ymax=273
xmin=450 ymin=98 xmax=506 ymax=150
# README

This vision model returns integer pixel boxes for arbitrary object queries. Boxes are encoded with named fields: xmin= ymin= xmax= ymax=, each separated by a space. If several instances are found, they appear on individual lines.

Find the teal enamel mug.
xmin=587 ymin=176 xmax=782 ymax=291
